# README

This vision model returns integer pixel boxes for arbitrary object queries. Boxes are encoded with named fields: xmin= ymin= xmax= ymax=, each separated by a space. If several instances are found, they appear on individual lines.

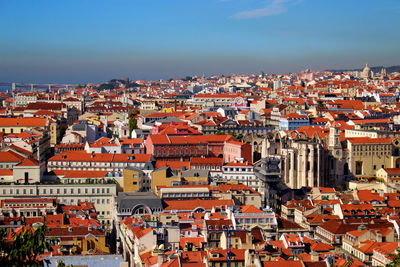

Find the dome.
xmin=361 ymin=62 xmax=372 ymax=78
xmin=363 ymin=62 xmax=370 ymax=72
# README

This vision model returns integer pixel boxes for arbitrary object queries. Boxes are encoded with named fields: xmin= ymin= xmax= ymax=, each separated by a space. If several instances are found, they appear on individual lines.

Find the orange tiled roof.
xmin=164 ymin=199 xmax=234 ymax=211
xmin=0 ymin=117 xmax=47 ymax=127
xmin=49 ymin=151 xmax=151 ymax=163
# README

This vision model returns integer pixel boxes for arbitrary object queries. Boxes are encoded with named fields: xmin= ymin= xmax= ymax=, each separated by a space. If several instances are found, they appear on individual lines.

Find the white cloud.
xmin=232 ymin=0 xmax=291 ymax=19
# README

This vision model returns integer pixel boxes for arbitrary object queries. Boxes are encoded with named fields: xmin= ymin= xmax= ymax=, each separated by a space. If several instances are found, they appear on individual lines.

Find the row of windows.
xmin=2 ymin=187 xmax=112 ymax=195
xmin=353 ymin=151 xmax=390 ymax=156
xmin=194 ymin=166 xmax=221 ymax=170
xmin=353 ymin=144 xmax=391 ymax=151
xmin=50 ymin=161 xmax=145 ymax=168
xmin=155 ymin=150 xmax=206 ymax=157
xmin=60 ymin=198 xmax=111 ymax=206
xmin=162 ymin=192 xmax=209 ymax=198
xmin=0 ymin=164 xmax=13 ymax=169
xmin=223 ymin=168 xmax=252 ymax=172
xmin=2 ymin=128 xmax=25 ymax=133
xmin=236 ymin=217 xmax=274 ymax=224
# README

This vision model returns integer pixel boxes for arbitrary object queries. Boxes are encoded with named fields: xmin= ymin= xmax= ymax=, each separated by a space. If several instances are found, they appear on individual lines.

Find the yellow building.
xmin=347 ymin=137 xmax=400 ymax=178
xmin=151 ymin=167 xmax=180 ymax=191
xmin=0 ymin=117 xmax=47 ymax=134
xmin=46 ymin=226 xmax=110 ymax=255
xmin=50 ymin=120 xmax=61 ymax=147
xmin=86 ymin=117 xmax=102 ymax=126
xmin=161 ymin=106 xmax=175 ymax=113
xmin=123 ymin=167 xmax=149 ymax=192
xmin=181 ymin=169 xmax=209 ymax=185
xmin=376 ymin=168 xmax=400 ymax=183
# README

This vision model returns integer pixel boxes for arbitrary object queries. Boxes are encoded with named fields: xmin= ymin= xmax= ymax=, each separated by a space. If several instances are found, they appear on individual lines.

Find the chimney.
xmin=157 ymin=254 xmax=166 ymax=266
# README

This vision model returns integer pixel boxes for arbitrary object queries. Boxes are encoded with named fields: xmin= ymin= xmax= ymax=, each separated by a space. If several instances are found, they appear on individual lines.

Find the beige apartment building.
xmin=347 ymin=137 xmax=400 ymax=178
xmin=0 ymin=183 xmax=116 ymax=229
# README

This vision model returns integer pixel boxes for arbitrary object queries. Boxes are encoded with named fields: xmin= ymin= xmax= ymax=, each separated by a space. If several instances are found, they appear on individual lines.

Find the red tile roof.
xmin=0 ymin=151 xmax=26 ymax=162
xmin=0 ymin=117 xmax=47 ymax=127
xmin=49 ymin=151 xmax=151 ymax=162
xmin=347 ymin=137 xmax=393 ymax=144
xmin=164 ymin=199 xmax=234 ymax=211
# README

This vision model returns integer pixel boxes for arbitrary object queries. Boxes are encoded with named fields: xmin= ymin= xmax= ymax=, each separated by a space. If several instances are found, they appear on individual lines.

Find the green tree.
xmin=129 ymin=116 xmax=138 ymax=134
xmin=0 ymin=225 xmax=50 ymax=266
xmin=386 ymin=251 xmax=400 ymax=266
xmin=316 ymin=100 xmax=325 ymax=116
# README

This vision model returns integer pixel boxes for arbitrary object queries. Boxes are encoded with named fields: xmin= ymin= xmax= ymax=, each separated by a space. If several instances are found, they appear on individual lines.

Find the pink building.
xmin=223 ymin=140 xmax=252 ymax=164
xmin=145 ymin=134 xmax=236 ymax=161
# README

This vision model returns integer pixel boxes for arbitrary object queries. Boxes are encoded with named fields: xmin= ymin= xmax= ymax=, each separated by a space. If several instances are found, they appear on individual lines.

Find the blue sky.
xmin=0 ymin=0 xmax=399 ymax=83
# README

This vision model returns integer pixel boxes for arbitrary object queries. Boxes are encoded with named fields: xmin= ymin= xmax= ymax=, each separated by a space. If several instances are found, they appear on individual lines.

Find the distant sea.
xmin=0 ymin=85 xmax=11 ymax=92
xmin=0 ymin=84 xmax=56 ymax=92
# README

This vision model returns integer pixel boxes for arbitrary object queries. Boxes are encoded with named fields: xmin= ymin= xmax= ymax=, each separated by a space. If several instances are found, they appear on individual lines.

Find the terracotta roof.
xmin=46 ymin=226 xmax=104 ymax=237
xmin=155 ymin=161 xmax=190 ymax=170
xmin=240 ymin=205 xmax=263 ymax=213
xmin=164 ymin=199 xmax=234 ymax=211
xmin=263 ymin=261 xmax=303 ymax=267
xmin=49 ymin=151 xmax=151 ymax=163
xmin=0 ymin=117 xmax=47 ymax=127
xmin=0 ymin=151 xmax=28 ymax=162
xmin=382 ymin=168 xmax=400 ymax=175
xmin=53 ymin=170 xmax=108 ymax=178
xmin=357 ymin=190 xmax=384 ymax=204
xmin=190 ymin=157 xmax=223 ymax=166
xmin=16 ymin=158 xmax=39 ymax=167
xmin=179 ymin=237 xmax=206 ymax=249
xmin=0 ymin=169 xmax=13 ymax=176
xmin=310 ymin=242 xmax=334 ymax=252
xmin=26 ymin=102 xmax=66 ymax=110
xmin=347 ymin=137 xmax=393 ymax=144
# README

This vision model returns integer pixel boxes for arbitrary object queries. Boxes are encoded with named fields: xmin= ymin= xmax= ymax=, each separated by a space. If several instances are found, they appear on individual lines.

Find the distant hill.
xmin=326 ymin=65 xmax=400 ymax=73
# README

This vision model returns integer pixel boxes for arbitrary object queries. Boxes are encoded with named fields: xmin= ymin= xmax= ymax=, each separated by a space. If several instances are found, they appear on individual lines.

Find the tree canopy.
xmin=0 ymin=225 xmax=50 ymax=266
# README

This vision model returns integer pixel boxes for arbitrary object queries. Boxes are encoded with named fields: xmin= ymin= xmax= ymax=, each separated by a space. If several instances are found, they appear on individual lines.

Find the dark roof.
xmin=26 ymin=102 xmax=66 ymax=111
xmin=117 ymin=192 xmax=163 ymax=213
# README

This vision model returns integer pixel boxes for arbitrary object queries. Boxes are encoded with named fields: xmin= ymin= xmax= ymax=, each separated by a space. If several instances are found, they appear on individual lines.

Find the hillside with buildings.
xmin=1 ymin=65 xmax=400 ymax=266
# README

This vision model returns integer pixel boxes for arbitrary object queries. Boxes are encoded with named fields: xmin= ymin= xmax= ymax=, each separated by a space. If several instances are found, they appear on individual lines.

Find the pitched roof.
xmin=347 ymin=137 xmax=393 ymax=144
xmin=0 ymin=151 xmax=26 ymax=162
xmin=164 ymin=199 xmax=234 ymax=211
xmin=16 ymin=158 xmax=39 ymax=167
xmin=49 ymin=151 xmax=151 ymax=163
xmin=0 ymin=117 xmax=47 ymax=127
